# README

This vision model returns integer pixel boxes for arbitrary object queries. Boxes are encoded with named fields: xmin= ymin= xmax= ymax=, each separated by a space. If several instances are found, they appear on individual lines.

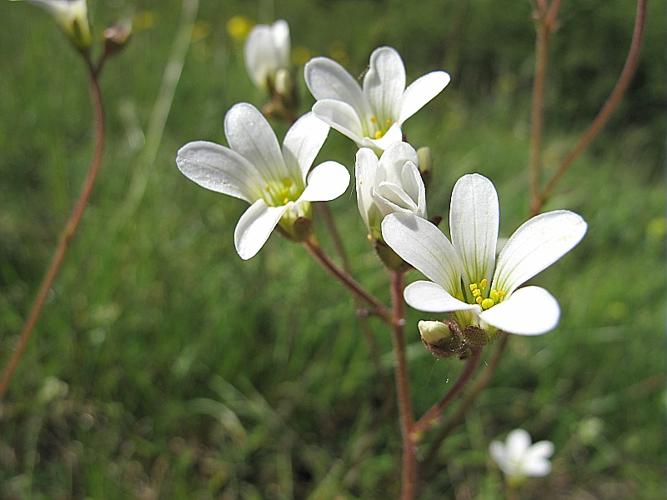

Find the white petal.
xmin=378 ymin=142 xmax=419 ymax=180
xmin=224 ymin=103 xmax=288 ymax=182
xmin=363 ymin=46 xmax=405 ymax=122
xmin=300 ymin=161 xmax=350 ymax=202
xmin=489 ymin=441 xmax=511 ymax=474
xmin=361 ymin=122 xmax=403 ymax=151
xmin=373 ymin=182 xmax=418 ymax=214
xmin=381 ymin=213 xmax=463 ymax=294
xmin=493 ymin=210 xmax=587 ymax=294
xmin=521 ymin=458 xmax=552 ymax=477
xmin=399 ymin=71 xmax=450 ymax=125
xmin=304 ymin=57 xmax=370 ymax=117
xmin=526 ymin=441 xmax=555 ymax=461
xmin=506 ymin=429 xmax=531 ymax=464
xmin=404 ymin=281 xmax=478 ymax=313
xmin=234 ymin=199 xmax=288 ymax=260
xmin=312 ymin=99 xmax=365 ymax=145
xmin=270 ymin=20 xmax=290 ymax=69
xmin=244 ymin=25 xmax=275 ymax=88
xmin=479 ymin=286 xmax=560 ymax=336
xmin=450 ymin=173 xmax=499 ymax=285
xmin=355 ymin=148 xmax=379 ymax=229
xmin=282 ymin=112 xmax=330 ymax=181
xmin=176 ymin=141 xmax=262 ymax=202
xmin=399 ymin=161 xmax=426 ymax=217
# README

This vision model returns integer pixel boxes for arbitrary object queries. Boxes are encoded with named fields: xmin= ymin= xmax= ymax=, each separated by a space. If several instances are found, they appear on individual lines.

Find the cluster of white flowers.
xmin=176 ymin=18 xmax=587 ymax=339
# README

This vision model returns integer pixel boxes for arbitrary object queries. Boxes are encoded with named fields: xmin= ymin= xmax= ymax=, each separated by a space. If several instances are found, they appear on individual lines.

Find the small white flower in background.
xmin=244 ymin=19 xmax=290 ymax=91
xmin=176 ymin=104 xmax=350 ymax=260
xmin=356 ymin=142 xmax=426 ymax=239
xmin=305 ymin=46 xmax=450 ymax=152
xmin=12 ymin=0 xmax=91 ymax=49
xmin=490 ymin=429 xmax=554 ymax=480
xmin=381 ymin=173 xmax=587 ymax=335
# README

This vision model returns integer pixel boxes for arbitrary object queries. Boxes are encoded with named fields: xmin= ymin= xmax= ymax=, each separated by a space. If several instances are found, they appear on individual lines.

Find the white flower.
xmin=356 ymin=142 xmax=426 ymax=238
xmin=381 ymin=173 xmax=587 ymax=335
xmin=304 ymin=46 xmax=450 ymax=152
xmin=244 ymin=20 xmax=290 ymax=91
xmin=13 ymin=0 xmax=91 ymax=49
xmin=176 ymin=104 xmax=350 ymax=260
xmin=490 ymin=429 xmax=554 ymax=479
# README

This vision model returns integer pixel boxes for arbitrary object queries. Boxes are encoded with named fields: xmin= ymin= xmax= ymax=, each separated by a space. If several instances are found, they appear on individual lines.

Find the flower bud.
xmin=103 ymin=20 xmax=132 ymax=57
xmin=374 ymin=238 xmax=411 ymax=272
xmin=418 ymin=320 xmax=464 ymax=358
xmin=19 ymin=0 xmax=92 ymax=50
xmin=418 ymin=320 xmax=450 ymax=345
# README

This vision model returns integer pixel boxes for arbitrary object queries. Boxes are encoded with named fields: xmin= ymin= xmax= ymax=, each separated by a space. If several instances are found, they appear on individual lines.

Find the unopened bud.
xmin=274 ymin=68 xmax=292 ymax=97
xmin=418 ymin=320 xmax=450 ymax=345
xmin=103 ymin=20 xmax=132 ymax=57
xmin=374 ymin=238 xmax=411 ymax=272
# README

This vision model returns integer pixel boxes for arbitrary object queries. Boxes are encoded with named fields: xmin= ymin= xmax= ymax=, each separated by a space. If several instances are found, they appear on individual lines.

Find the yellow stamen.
xmin=469 ymin=283 xmax=478 ymax=291
xmin=481 ymin=298 xmax=495 ymax=310
xmin=472 ymin=289 xmax=481 ymax=297
xmin=370 ymin=116 xmax=378 ymax=124
xmin=476 ymin=296 xmax=483 ymax=305
xmin=480 ymin=278 xmax=488 ymax=289
xmin=374 ymin=130 xmax=384 ymax=139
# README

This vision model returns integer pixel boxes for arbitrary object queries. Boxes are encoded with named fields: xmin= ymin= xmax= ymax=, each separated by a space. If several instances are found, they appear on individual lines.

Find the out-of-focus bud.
xmin=417 ymin=146 xmax=432 ymax=189
xmin=15 ymin=0 xmax=92 ymax=50
xmin=103 ymin=20 xmax=132 ymax=58
xmin=274 ymin=68 xmax=292 ymax=97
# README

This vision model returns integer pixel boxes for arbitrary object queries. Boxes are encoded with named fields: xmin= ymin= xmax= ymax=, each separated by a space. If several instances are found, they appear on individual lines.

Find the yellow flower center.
xmin=262 ymin=177 xmax=302 ymax=207
xmin=370 ymin=116 xmax=393 ymax=140
xmin=469 ymin=279 xmax=506 ymax=310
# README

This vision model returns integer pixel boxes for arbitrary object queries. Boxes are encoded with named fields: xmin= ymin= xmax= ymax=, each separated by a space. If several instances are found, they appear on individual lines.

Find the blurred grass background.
xmin=0 ymin=0 xmax=664 ymax=498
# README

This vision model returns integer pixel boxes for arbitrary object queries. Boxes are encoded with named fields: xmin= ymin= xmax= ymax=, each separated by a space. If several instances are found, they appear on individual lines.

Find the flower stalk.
xmin=389 ymin=271 xmax=417 ymax=500
xmin=0 ymin=52 xmax=106 ymax=399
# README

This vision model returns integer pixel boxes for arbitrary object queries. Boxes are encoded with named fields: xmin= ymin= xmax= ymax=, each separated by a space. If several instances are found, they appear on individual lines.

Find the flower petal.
xmin=449 ymin=173 xmax=499 ymax=285
xmin=404 ymin=281 xmax=478 ymax=313
xmin=493 ymin=210 xmax=587 ymax=294
xmin=224 ymin=103 xmax=288 ymax=182
xmin=270 ymin=20 xmax=290 ymax=68
xmin=304 ymin=57 xmax=370 ymax=117
xmin=312 ymin=99 xmax=365 ymax=145
xmin=300 ymin=161 xmax=350 ymax=202
xmin=521 ymin=458 xmax=552 ymax=477
xmin=399 ymin=71 xmax=450 ymax=124
xmin=176 ymin=141 xmax=261 ymax=202
xmin=479 ymin=286 xmax=560 ymax=336
xmin=505 ymin=429 xmax=531 ymax=464
xmin=381 ymin=212 xmax=463 ymax=293
xmin=489 ymin=441 xmax=510 ymax=474
xmin=362 ymin=46 xmax=405 ymax=122
xmin=373 ymin=181 xmax=419 ymax=214
xmin=234 ymin=199 xmax=288 ymax=260
xmin=244 ymin=25 xmax=275 ymax=88
xmin=355 ymin=148 xmax=379 ymax=229
xmin=378 ymin=141 xmax=419 ymax=180
xmin=282 ymin=112 xmax=330 ymax=181
xmin=526 ymin=441 xmax=555 ymax=461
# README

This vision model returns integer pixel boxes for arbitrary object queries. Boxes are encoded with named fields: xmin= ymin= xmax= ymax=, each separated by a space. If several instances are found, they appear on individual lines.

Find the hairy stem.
xmin=389 ymin=271 xmax=417 ymax=500
xmin=411 ymin=348 xmax=481 ymax=442
xmin=0 ymin=55 xmax=106 ymax=399
xmin=538 ymin=0 xmax=647 ymax=209
xmin=303 ymin=238 xmax=392 ymax=324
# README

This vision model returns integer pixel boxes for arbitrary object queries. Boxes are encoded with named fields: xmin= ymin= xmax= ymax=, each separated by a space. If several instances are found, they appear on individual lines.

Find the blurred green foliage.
xmin=0 ymin=0 xmax=664 ymax=498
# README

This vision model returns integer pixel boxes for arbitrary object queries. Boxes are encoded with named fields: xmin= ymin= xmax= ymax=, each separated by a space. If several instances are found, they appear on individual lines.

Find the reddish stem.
xmin=0 ymin=56 xmax=106 ymax=399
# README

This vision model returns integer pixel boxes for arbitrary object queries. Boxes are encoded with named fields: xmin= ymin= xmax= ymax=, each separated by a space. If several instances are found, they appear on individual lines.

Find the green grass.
xmin=0 ymin=0 xmax=664 ymax=498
